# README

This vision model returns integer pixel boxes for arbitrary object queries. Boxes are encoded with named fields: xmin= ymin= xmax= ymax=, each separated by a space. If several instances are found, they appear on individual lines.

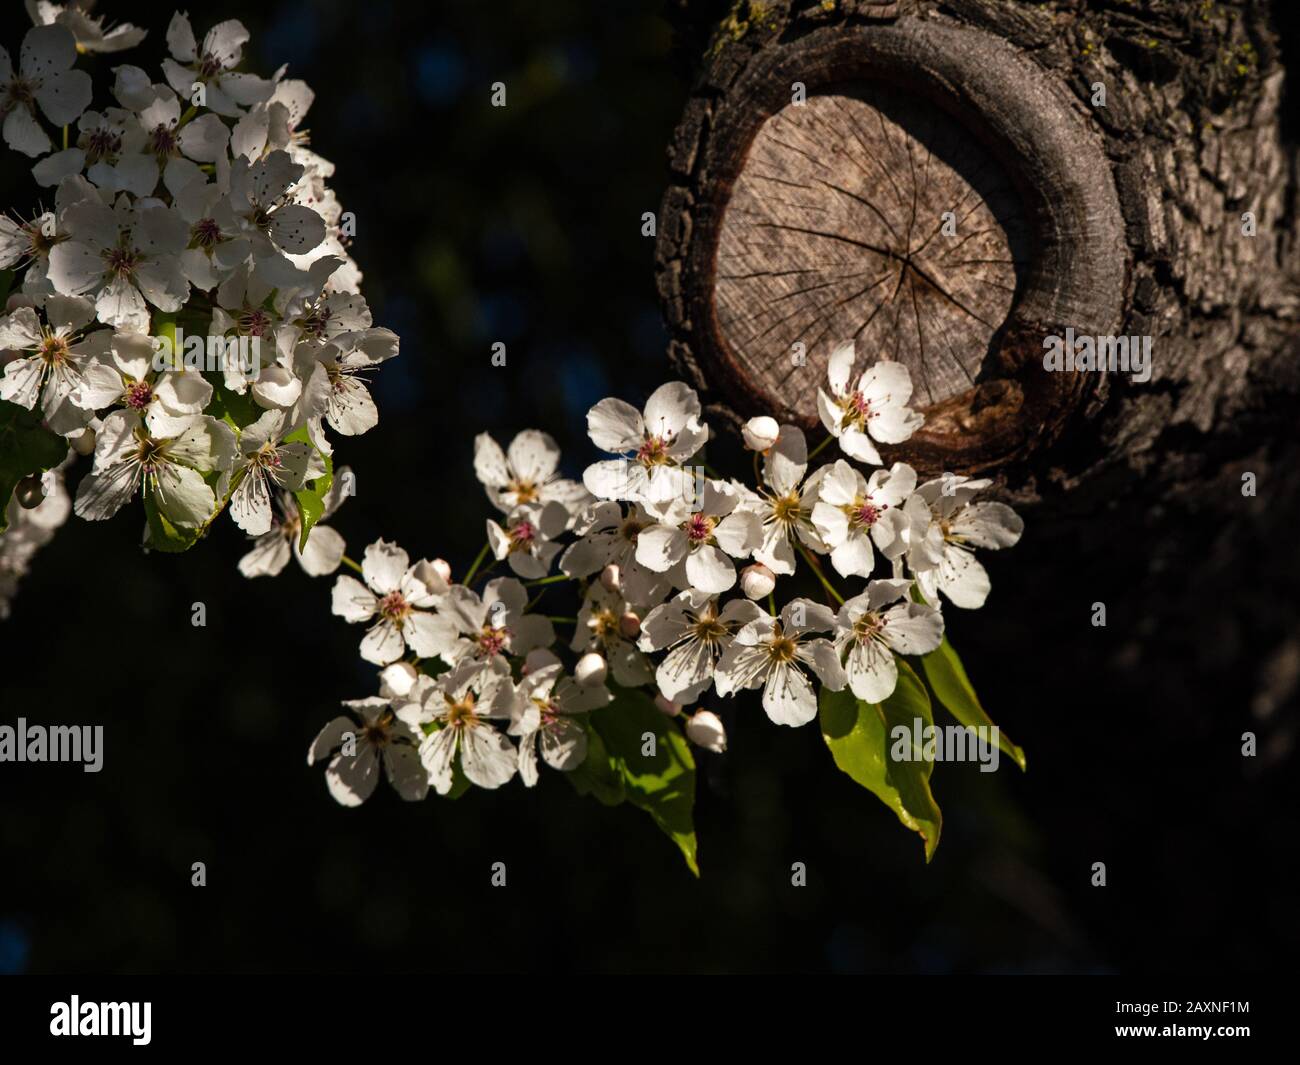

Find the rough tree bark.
xmin=656 ymin=2 xmax=1300 ymax=765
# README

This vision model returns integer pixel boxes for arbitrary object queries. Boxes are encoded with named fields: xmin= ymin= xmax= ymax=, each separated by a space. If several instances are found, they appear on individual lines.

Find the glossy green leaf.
xmin=565 ymin=722 xmax=625 ymax=807
xmin=589 ymin=688 xmax=698 ymax=876
xmin=0 ymin=399 xmax=69 ymax=532
xmin=819 ymin=660 xmax=943 ymax=861
xmin=918 ymin=637 xmax=1026 ymax=771
xmin=286 ymin=424 xmax=333 ymax=552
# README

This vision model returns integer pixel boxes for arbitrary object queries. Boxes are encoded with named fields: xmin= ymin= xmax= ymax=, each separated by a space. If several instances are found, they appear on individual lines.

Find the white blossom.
xmin=226 ymin=410 xmax=313 ymax=535
xmin=473 ymin=428 xmax=590 ymax=517
xmin=330 ymin=540 xmax=449 ymax=665
xmin=733 ymin=425 xmax=828 ymax=575
xmin=26 ymin=2 xmax=148 ymax=54
xmin=399 ymin=658 xmax=519 ymax=794
xmin=86 ymin=82 xmax=229 ymax=198
xmin=715 ymin=598 xmax=846 ymax=727
xmin=0 ymin=209 xmax=55 ymax=271
xmin=77 ymin=330 xmax=212 ymax=436
xmin=739 ymin=562 xmax=775 ymax=600
xmin=834 ymin=580 xmax=943 ymax=703
xmin=72 ymin=410 xmax=234 ymax=525
xmin=510 ymin=662 xmax=610 ymax=787
xmin=237 ymin=466 xmax=351 ymax=578
xmin=583 ymin=381 xmax=708 ymax=505
xmin=574 ymin=651 xmax=607 ymax=687
xmin=635 ymin=478 xmax=760 ymax=595
xmin=811 ymin=460 xmax=915 ymax=579
xmin=171 ymin=173 xmax=252 ymax=290
xmin=0 ymin=295 xmax=103 ymax=427
xmin=486 ymin=499 xmax=568 ymax=579
xmin=0 ymin=462 xmax=71 ymax=619
xmin=817 ymin=342 xmax=923 ymax=464
xmin=637 ymin=589 xmax=761 ymax=703
xmin=908 ymin=477 xmax=1024 ymax=609
xmin=46 ymin=197 xmax=189 ymax=330
xmin=160 ymin=14 xmax=275 ymax=118
xmin=307 ymin=695 xmax=428 ymax=806
xmin=226 ymin=149 xmax=326 ymax=284
xmin=426 ymin=576 xmax=556 ymax=671
xmin=0 ymin=24 xmax=91 ymax=157
xmin=290 ymin=327 xmax=398 ymax=437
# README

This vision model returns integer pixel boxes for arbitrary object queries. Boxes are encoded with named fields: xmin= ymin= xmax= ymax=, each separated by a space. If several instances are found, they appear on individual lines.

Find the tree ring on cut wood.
xmin=660 ymin=18 xmax=1129 ymax=473
xmin=716 ymin=84 xmax=1029 ymax=411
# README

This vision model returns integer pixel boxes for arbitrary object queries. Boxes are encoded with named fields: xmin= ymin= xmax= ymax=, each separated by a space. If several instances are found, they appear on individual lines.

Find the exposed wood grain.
xmin=714 ymin=83 xmax=1029 ymax=409
xmin=658 ymin=15 xmax=1129 ymax=473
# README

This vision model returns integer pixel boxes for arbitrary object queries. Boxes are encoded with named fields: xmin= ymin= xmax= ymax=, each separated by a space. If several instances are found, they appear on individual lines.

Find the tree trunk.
xmin=656 ymin=2 xmax=1300 ymax=765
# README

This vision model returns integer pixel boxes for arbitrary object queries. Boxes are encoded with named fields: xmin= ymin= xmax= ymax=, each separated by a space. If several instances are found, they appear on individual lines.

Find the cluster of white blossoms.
xmin=0 ymin=7 xmax=392 ymax=594
xmin=310 ymin=343 xmax=1024 ymax=807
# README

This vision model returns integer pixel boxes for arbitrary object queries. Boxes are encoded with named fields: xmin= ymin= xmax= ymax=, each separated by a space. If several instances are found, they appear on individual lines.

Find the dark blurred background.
xmin=0 ymin=0 xmax=1295 ymax=975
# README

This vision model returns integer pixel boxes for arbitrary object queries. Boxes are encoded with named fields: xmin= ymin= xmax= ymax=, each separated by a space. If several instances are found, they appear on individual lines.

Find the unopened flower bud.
xmin=575 ymin=652 xmax=608 ymax=687
xmin=16 ymin=474 xmax=44 ymax=509
xmin=379 ymin=661 xmax=419 ymax=698
xmin=618 ymin=611 xmax=641 ymax=640
xmin=740 ymin=562 xmax=776 ymax=600
xmin=742 ymin=416 xmax=780 ymax=452
xmin=70 ymin=427 xmax=96 ymax=456
xmin=430 ymin=557 xmax=452 ymax=584
xmin=685 ymin=710 xmax=727 ymax=753
xmin=600 ymin=563 xmax=621 ymax=592
xmin=654 ymin=694 xmax=681 ymax=717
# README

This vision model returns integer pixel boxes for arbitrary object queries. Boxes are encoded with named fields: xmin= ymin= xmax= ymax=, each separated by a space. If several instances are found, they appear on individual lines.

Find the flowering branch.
xmin=305 ymin=344 xmax=1028 ymax=874
xmin=1 ymin=6 xmax=397 ymax=611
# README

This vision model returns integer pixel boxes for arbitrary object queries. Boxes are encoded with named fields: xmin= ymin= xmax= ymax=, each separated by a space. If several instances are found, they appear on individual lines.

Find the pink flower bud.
xmin=685 ymin=710 xmax=727 ymax=753
xmin=600 ymin=563 xmax=621 ymax=592
xmin=430 ymin=558 xmax=452 ymax=584
xmin=379 ymin=661 xmax=419 ymax=698
xmin=742 ymin=416 xmax=780 ymax=451
xmin=618 ymin=611 xmax=641 ymax=639
xmin=574 ymin=652 xmax=608 ymax=687
xmin=740 ymin=562 xmax=776 ymax=600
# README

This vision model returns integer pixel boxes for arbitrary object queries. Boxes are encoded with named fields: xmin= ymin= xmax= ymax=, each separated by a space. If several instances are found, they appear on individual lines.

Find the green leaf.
xmin=589 ymin=688 xmax=698 ymax=876
xmin=565 ymin=722 xmax=625 ymax=807
xmin=286 ymin=424 xmax=332 ymax=552
xmin=819 ymin=660 xmax=943 ymax=862
xmin=918 ymin=637 xmax=1026 ymax=771
xmin=0 ymin=399 xmax=68 ymax=533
